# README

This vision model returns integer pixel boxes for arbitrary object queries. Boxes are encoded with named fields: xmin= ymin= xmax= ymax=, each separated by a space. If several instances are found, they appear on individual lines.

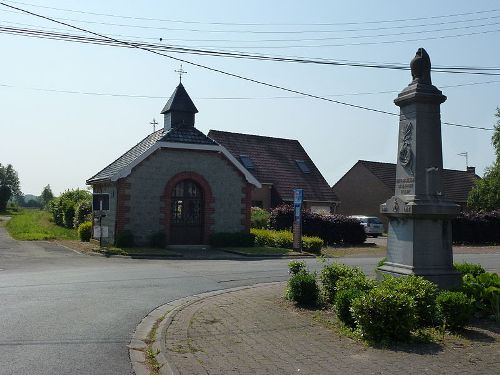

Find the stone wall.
xmin=118 ymin=148 xmax=248 ymax=245
xmin=91 ymin=183 xmax=117 ymax=244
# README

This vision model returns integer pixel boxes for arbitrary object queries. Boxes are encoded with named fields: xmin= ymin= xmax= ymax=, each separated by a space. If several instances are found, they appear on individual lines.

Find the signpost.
xmin=93 ymin=194 xmax=109 ymax=248
xmin=293 ymin=189 xmax=303 ymax=252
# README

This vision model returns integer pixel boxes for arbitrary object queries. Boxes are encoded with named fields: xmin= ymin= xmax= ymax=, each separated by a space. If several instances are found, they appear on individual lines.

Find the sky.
xmin=1 ymin=0 xmax=499 ymax=195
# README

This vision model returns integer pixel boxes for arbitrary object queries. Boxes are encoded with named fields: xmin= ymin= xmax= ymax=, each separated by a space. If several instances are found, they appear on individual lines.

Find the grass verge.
xmin=321 ymin=245 xmax=386 ymax=258
xmin=5 ymin=209 xmax=78 ymax=240
xmin=223 ymin=246 xmax=305 ymax=256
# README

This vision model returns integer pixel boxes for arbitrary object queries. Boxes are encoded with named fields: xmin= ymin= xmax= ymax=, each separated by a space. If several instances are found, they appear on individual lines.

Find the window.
xmin=295 ymin=160 xmax=311 ymax=174
xmin=92 ymin=193 xmax=110 ymax=211
xmin=239 ymin=155 xmax=255 ymax=169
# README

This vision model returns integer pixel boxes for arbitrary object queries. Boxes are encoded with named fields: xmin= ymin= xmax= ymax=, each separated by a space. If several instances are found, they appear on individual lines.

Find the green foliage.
xmin=115 ymin=230 xmax=135 ymax=248
xmin=40 ymin=185 xmax=54 ymax=209
xmin=285 ymin=270 xmax=319 ymax=307
xmin=5 ymin=209 xmax=78 ymax=240
xmin=78 ymin=221 xmax=92 ymax=242
xmin=288 ymin=260 xmax=306 ymax=275
xmin=454 ymin=262 xmax=486 ymax=277
xmin=148 ymin=231 xmax=166 ymax=248
xmin=380 ymin=275 xmax=438 ymax=327
xmin=352 ymin=286 xmax=417 ymax=341
xmin=73 ymin=200 xmax=92 ymax=228
xmin=0 ymin=163 xmax=21 ymax=212
xmin=251 ymin=228 xmax=324 ymax=251
xmin=436 ymin=291 xmax=473 ymax=330
xmin=48 ymin=189 xmax=92 ymax=228
xmin=461 ymin=271 xmax=500 ymax=321
xmin=335 ymin=275 xmax=376 ymax=328
xmin=319 ymin=262 xmax=364 ymax=304
xmin=467 ymin=109 xmax=500 ymax=211
xmin=209 ymin=232 xmax=256 ymax=247
xmin=251 ymin=207 xmax=270 ymax=229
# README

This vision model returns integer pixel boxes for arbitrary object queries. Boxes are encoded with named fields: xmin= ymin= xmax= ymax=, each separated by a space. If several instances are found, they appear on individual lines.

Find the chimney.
xmin=467 ymin=166 xmax=476 ymax=174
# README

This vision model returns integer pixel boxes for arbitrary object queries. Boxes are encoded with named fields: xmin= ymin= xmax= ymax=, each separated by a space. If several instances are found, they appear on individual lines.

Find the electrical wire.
xmin=0 ymin=2 xmax=494 ymax=131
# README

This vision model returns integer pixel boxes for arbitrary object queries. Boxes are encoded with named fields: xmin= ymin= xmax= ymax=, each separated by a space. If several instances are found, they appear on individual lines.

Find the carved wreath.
xmin=399 ymin=122 xmax=413 ymax=174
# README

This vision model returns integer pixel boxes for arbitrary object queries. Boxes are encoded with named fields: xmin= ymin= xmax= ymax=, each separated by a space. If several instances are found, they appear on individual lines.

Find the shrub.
xmin=461 ymin=272 xmax=500 ymax=320
xmin=436 ymin=291 xmax=473 ymax=330
xmin=78 ymin=221 xmax=92 ymax=242
xmin=380 ymin=275 xmax=438 ymax=327
xmin=48 ymin=198 xmax=64 ymax=226
xmin=209 ymin=232 xmax=256 ymax=247
xmin=115 ymin=230 xmax=135 ymax=248
xmin=74 ymin=199 xmax=92 ymax=228
xmin=285 ymin=270 xmax=319 ymax=307
xmin=251 ymin=228 xmax=324 ymax=251
xmin=148 ymin=231 xmax=166 ymax=248
xmin=454 ymin=262 xmax=486 ymax=277
xmin=319 ymin=263 xmax=364 ymax=304
xmin=251 ymin=207 xmax=270 ymax=229
xmin=452 ymin=210 xmax=500 ymax=245
xmin=335 ymin=275 xmax=376 ymax=328
xmin=269 ymin=204 xmax=366 ymax=245
xmin=352 ymin=286 xmax=417 ymax=342
xmin=48 ymin=189 xmax=92 ymax=228
xmin=288 ymin=260 xmax=306 ymax=275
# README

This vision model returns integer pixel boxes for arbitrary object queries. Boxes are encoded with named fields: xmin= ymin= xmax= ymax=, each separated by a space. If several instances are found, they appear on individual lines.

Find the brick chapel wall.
xmin=91 ymin=183 xmax=117 ymax=244
xmin=332 ymin=163 xmax=393 ymax=229
xmin=122 ymin=148 xmax=247 ymax=245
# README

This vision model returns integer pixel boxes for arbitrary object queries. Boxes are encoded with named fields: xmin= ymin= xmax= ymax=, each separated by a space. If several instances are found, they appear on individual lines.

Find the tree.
xmin=40 ymin=184 xmax=54 ymax=209
xmin=0 ymin=163 xmax=21 ymax=212
xmin=467 ymin=108 xmax=500 ymax=211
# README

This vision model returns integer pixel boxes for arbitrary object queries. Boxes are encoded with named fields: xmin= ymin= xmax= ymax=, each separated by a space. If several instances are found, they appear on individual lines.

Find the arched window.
xmin=170 ymin=180 xmax=204 ymax=244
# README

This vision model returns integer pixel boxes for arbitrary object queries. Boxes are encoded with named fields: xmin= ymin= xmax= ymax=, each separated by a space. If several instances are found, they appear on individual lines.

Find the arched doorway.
xmin=170 ymin=179 xmax=204 ymax=245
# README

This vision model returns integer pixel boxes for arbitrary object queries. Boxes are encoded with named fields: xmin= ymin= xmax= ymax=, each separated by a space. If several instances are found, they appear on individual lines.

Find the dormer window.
xmin=239 ymin=155 xmax=255 ymax=169
xmin=296 ymin=160 xmax=310 ymax=174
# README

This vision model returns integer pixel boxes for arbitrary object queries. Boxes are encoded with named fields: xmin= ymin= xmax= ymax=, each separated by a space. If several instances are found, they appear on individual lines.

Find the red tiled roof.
xmin=358 ymin=160 xmax=480 ymax=203
xmin=208 ymin=130 xmax=338 ymax=203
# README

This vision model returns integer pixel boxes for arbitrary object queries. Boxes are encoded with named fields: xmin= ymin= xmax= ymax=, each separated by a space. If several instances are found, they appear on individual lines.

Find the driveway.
xmin=0 ymin=224 xmax=498 ymax=375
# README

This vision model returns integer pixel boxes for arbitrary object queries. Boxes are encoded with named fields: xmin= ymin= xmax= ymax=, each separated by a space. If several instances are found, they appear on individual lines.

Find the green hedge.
xmin=436 ymin=291 xmax=473 ymax=330
xmin=319 ymin=263 xmax=364 ymax=304
xmin=285 ymin=269 xmax=319 ymax=307
xmin=251 ymin=207 xmax=270 ymax=229
xmin=251 ymin=228 xmax=323 ymax=253
xmin=77 ymin=221 xmax=92 ymax=242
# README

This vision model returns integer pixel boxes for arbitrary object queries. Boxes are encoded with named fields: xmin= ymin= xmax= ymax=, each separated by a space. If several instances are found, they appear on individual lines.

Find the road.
xmin=0 ymin=225 xmax=498 ymax=375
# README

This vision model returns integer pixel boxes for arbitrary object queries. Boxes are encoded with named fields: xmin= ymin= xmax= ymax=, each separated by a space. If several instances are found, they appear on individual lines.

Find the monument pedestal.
xmin=378 ymin=48 xmax=461 ymax=289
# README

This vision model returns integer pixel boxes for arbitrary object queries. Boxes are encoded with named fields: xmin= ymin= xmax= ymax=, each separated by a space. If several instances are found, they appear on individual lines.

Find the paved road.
xmin=0 ymin=224 xmax=498 ymax=375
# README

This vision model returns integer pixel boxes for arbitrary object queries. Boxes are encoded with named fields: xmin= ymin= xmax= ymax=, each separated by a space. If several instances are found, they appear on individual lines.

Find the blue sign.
xmin=293 ymin=189 xmax=304 ymax=205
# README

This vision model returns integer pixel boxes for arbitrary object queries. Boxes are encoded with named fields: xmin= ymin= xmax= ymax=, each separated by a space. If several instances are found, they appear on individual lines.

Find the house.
xmin=208 ymin=130 xmax=338 ymax=213
xmin=86 ymin=83 xmax=260 ymax=246
xmin=332 ymin=160 xmax=479 ymax=227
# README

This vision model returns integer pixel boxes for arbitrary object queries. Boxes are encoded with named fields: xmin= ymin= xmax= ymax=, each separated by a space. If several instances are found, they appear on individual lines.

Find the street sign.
xmin=293 ymin=189 xmax=304 ymax=205
xmin=292 ymin=188 xmax=304 ymax=252
xmin=93 ymin=226 xmax=108 ymax=238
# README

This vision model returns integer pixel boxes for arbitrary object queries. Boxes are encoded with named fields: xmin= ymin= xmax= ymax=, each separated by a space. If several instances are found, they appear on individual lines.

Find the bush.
xmin=452 ymin=210 xmax=500 ymax=245
xmin=78 ymin=221 xmax=92 ymax=242
xmin=436 ymin=291 xmax=473 ymax=330
xmin=288 ymin=260 xmax=306 ymax=275
xmin=269 ymin=204 xmax=366 ymax=245
xmin=461 ymin=272 xmax=500 ymax=320
xmin=319 ymin=263 xmax=364 ymax=304
xmin=149 ymin=231 xmax=166 ymax=248
xmin=48 ymin=189 xmax=92 ymax=228
xmin=48 ymin=198 xmax=64 ymax=226
xmin=74 ymin=199 xmax=92 ymax=228
xmin=209 ymin=232 xmax=256 ymax=247
xmin=251 ymin=228 xmax=324 ymax=251
xmin=285 ymin=270 xmax=319 ymax=307
xmin=335 ymin=275 xmax=376 ymax=328
xmin=352 ymin=286 xmax=417 ymax=342
xmin=454 ymin=262 xmax=486 ymax=277
xmin=115 ymin=230 xmax=135 ymax=248
xmin=251 ymin=207 xmax=270 ymax=229
xmin=380 ymin=275 xmax=438 ymax=327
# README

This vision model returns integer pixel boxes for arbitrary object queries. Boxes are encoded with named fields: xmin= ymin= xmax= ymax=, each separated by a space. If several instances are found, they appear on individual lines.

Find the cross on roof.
xmin=175 ymin=64 xmax=187 ymax=83
xmin=150 ymin=118 xmax=158 ymax=132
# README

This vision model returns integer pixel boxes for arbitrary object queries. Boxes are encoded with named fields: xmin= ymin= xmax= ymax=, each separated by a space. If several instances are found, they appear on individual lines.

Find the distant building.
xmin=332 ymin=160 xmax=479 ymax=227
xmin=208 ymin=130 xmax=338 ymax=214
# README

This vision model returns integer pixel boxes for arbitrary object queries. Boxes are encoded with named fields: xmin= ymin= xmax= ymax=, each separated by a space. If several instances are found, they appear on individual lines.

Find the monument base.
xmin=378 ymin=216 xmax=461 ymax=289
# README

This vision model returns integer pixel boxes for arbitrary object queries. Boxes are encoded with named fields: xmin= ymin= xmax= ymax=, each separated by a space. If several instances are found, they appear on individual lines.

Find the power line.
xmin=5 ymin=0 xmax=500 ymax=27
xmin=2 ymin=25 xmax=500 ymax=76
xmin=0 ymin=2 xmax=494 ymax=131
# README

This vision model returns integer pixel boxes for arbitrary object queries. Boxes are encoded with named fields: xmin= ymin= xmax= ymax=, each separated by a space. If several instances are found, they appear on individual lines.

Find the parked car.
xmin=349 ymin=215 xmax=384 ymax=238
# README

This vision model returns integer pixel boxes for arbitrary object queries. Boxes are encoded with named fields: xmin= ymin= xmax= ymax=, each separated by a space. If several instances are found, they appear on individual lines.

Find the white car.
xmin=350 ymin=215 xmax=384 ymax=238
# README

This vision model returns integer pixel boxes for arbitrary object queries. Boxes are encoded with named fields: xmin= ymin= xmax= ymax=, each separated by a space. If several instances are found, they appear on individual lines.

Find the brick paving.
xmin=162 ymin=283 xmax=500 ymax=375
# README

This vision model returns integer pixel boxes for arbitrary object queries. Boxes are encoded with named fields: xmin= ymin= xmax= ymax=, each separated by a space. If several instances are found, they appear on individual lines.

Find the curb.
xmin=128 ymin=282 xmax=282 ymax=375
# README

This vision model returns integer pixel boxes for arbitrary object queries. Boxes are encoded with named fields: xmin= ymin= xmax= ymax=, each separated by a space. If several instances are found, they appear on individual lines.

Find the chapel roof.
xmin=208 ymin=130 xmax=338 ymax=203
xmin=160 ymin=83 xmax=198 ymax=114
xmin=356 ymin=160 xmax=480 ymax=203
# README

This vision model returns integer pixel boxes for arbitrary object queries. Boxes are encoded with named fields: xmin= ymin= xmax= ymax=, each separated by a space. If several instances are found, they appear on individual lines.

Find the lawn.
xmin=5 ymin=209 xmax=78 ymax=241
xmin=224 ymin=247 xmax=304 ymax=256
xmin=321 ymin=245 xmax=387 ymax=258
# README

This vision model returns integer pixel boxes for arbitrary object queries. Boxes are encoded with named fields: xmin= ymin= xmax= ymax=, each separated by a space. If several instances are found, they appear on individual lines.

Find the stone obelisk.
xmin=379 ymin=48 xmax=461 ymax=289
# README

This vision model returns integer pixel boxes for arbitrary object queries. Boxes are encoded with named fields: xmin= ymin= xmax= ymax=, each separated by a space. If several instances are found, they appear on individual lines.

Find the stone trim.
xmin=162 ymin=171 xmax=215 ymax=245
xmin=241 ymin=183 xmax=252 ymax=232
xmin=116 ymin=178 xmax=131 ymax=235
